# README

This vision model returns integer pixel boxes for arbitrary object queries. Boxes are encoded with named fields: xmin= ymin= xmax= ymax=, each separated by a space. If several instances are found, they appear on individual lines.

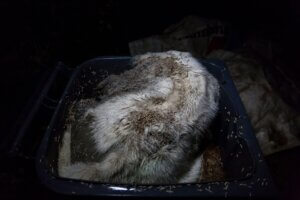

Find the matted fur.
xmin=58 ymin=51 xmax=220 ymax=184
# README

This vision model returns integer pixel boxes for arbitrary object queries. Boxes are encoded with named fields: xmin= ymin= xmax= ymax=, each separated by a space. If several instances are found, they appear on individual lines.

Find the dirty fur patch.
xmin=58 ymin=51 xmax=220 ymax=184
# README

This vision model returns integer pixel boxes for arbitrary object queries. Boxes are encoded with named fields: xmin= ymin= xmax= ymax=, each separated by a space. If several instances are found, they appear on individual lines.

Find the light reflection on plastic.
xmin=109 ymin=186 xmax=128 ymax=191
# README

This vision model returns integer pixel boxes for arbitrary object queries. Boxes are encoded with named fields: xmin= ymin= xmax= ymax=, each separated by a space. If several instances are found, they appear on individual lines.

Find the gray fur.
xmin=58 ymin=51 xmax=220 ymax=184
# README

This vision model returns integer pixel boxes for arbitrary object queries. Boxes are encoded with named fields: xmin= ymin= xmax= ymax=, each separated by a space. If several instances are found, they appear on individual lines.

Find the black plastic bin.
xmin=36 ymin=57 xmax=276 ymax=198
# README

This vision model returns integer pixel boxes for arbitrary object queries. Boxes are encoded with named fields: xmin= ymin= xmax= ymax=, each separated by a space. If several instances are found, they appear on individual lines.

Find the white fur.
xmin=58 ymin=125 xmax=71 ymax=176
xmin=89 ymin=77 xmax=174 ymax=153
xmin=179 ymin=154 xmax=203 ymax=183
xmin=58 ymin=51 xmax=219 ymax=184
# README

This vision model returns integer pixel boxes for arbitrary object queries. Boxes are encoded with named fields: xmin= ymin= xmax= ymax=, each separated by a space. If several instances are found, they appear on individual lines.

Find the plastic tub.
xmin=36 ymin=57 xmax=276 ymax=198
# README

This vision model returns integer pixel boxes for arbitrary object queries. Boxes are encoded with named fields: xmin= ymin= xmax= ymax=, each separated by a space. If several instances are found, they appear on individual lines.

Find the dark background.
xmin=0 ymin=0 xmax=299 ymax=199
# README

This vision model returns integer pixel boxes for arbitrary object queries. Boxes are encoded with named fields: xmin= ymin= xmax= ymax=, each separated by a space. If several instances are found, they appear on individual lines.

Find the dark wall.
xmin=0 ymin=0 xmax=299 ymax=140
xmin=1 ymin=0 xmax=299 ymax=65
